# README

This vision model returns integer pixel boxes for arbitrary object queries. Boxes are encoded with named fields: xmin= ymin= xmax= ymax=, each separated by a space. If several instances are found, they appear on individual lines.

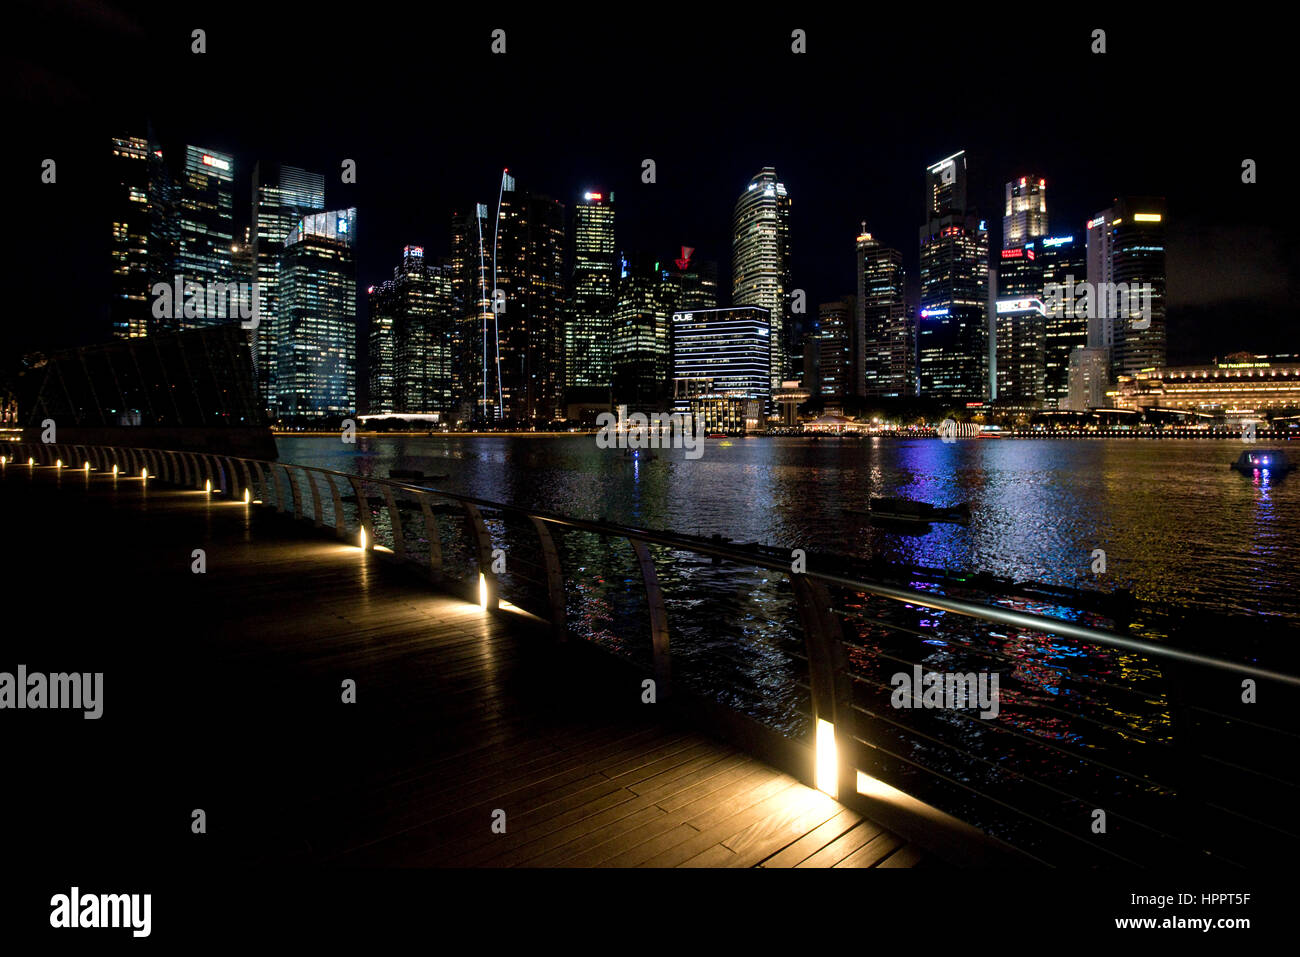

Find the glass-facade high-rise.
xmin=671 ymin=307 xmax=771 ymax=410
xmin=175 ymin=146 xmax=235 ymax=327
xmin=252 ymin=162 xmax=326 ymax=412
xmin=275 ymin=208 xmax=357 ymax=419
xmin=732 ymin=168 xmax=791 ymax=387
xmin=919 ymin=151 xmax=989 ymax=402
xmin=1039 ymin=233 xmax=1087 ymax=408
xmin=610 ymin=252 xmax=675 ymax=407
xmin=367 ymin=245 xmax=456 ymax=415
xmin=566 ymin=189 xmax=616 ymax=389
xmin=857 ymin=229 xmax=911 ymax=398
xmin=1003 ymin=175 xmax=1048 ymax=248
xmin=815 ymin=298 xmax=855 ymax=400
xmin=109 ymin=135 xmax=151 ymax=339
xmin=1087 ymin=197 xmax=1167 ymax=380
xmin=492 ymin=181 xmax=567 ymax=424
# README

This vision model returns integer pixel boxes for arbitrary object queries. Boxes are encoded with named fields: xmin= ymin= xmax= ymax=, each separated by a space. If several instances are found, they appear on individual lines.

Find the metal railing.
xmin=7 ymin=440 xmax=1300 ymax=867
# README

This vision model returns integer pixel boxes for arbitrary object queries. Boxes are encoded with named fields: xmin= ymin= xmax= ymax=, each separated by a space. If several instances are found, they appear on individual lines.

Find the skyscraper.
xmin=919 ymin=151 xmax=989 ymax=401
xmin=368 ymin=245 xmax=456 ymax=415
xmin=815 ymin=298 xmax=855 ymax=401
xmin=449 ymin=204 xmax=492 ymax=423
xmin=1086 ymin=197 xmax=1167 ymax=380
xmin=174 ymin=146 xmax=235 ymax=327
xmin=108 ymin=135 xmax=151 ymax=339
xmin=671 ymin=307 xmax=772 ymax=411
xmin=274 ymin=209 xmax=357 ymax=419
xmin=732 ymin=168 xmax=792 ymax=387
xmin=1003 ymin=175 xmax=1048 ymax=249
xmin=565 ymin=189 xmax=616 ymax=390
xmin=610 ymin=252 xmax=675 ymax=407
xmin=252 ymin=162 xmax=326 ymax=411
xmin=857 ymin=228 xmax=911 ymax=398
xmin=491 ymin=178 xmax=566 ymax=424
xmin=1038 ymin=233 xmax=1087 ymax=408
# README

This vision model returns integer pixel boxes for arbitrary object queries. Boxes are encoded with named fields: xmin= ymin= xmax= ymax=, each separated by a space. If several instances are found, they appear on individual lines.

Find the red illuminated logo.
xmin=674 ymin=246 xmax=694 ymax=271
xmin=1001 ymin=248 xmax=1023 ymax=258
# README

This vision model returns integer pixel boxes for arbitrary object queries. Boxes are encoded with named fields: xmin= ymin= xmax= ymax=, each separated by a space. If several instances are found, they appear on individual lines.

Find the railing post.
xmin=530 ymin=516 xmax=567 ymax=642
xmin=418 ymin=493 xmax=443 ymax=582
xmin=630 ymin=538 xmax=671 ymax=698
xmin=305 ymin=469 xmax=324 ymax=527
xmin=284 ymin=466 xmax=303 ymax=518
xmin=380 ymin=484 xmax=406 ymax=557
xmin=324 ymin=473 xmax=347 ymax=539
xmin=462 ymin=502 xmax=497 ymax=611
xmin=791 ymin=574 xmax=854 ymax=800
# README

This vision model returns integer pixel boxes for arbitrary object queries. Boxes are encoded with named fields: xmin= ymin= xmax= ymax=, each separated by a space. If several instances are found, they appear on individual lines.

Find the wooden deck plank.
xmin=1 ymin=468 xmax=927 ymax=869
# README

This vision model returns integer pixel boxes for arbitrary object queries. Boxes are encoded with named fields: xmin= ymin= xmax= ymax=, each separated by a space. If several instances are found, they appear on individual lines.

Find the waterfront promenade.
xmin=1 ymin=461 xmax=924 ymax=868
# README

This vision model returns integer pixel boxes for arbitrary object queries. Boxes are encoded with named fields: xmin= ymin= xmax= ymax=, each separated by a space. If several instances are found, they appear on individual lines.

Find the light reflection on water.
xmin=279 ymin=434 xmax=1299 ymax=623
xmin=277 ymin=434 xmax=1295 ymax=856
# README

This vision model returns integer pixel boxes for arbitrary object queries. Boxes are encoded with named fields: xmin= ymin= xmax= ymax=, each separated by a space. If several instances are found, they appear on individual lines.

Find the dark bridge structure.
xmin=4 ymin=441 xmax=1299 ymax=868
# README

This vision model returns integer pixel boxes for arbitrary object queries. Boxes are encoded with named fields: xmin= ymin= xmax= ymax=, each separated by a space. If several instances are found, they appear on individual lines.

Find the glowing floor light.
xmin=28 ymin=458 xmax=34 ymax=467
xmin=243 ymin=488 xmax=251 ymax=504
xmin=359 ymin=527 xmax=368 ymax=550
xmin=205 ymin=478 xmax=212 ymax=494
xmin=141 ymin=468 xmax=148 ymax=481
xmin=84 ymin=462 xmax=91 ymax=472
xmin=112 ymin=464 xmax=119 ymax=476
xmin=55 ymin=459 xmax=62 ymax=469
xmin=478 ymin=573 xmax=489 ymax=610
xmin=816 ymin=718 xmax=838 ymax=797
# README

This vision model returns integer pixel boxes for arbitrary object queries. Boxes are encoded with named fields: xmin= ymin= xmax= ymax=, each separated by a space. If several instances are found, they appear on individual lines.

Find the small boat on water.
xmin=1230 ymin=449 xmax=1295 ymax=475
xmin=853 ymin=497 xmax=972 ymax=526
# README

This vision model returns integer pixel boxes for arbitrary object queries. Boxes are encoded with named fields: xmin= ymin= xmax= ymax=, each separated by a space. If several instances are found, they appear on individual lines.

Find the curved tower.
xmin=732 ymin=168 xmax=791 ymax=387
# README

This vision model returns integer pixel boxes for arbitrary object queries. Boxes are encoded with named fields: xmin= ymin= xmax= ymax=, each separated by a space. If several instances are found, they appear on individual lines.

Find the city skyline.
xmin=6 ymin=10 xmax=1289 ymax=376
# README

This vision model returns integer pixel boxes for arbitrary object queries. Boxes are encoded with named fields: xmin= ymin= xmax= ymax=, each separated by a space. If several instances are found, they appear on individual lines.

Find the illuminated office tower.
xmin=1038 ymin=233 xmax=1087 ymax=408
xmin=919 ymin=151 xmax=989 ymax=401
xmin=994 ymin=296 xmax=1046 ymax=406
xmin=610 ymin=252 xmax=676 ymax=406
xmin=565 ymin=189 xmax=616 ymax=389
xmin=1003 ymin=175 xmax=1048 ymax=249
xmin=491 ymin=178 xmax=567 ymax=424
xmin=732 ymin=168 xmax=792 ymax=386
xmin=275 ymin=209 xmax=357 ymax=419
xmin=1086 ymin=197 xmax=1167 ymax=379
xmin=671 ymin=307 xmax=771 ymax=411
xmin=251 ymin=162 xmax=326 ymax=410
xmin=367 ymin=282 xmax=396 ymax=414
xmin=368 ymin=245 xmax=456 ymax=415
xmin=856 ymin=228 xmax=910 ymax=398
xmin=449 ymin=204 xmax=493 ymax=423
xmin=815 ymin=298 xmax=855 ymax=401
xmin=109 ymin=135 xmax=151 ymax=339
xmin=174 ymin=145 xmax=235 ymax=327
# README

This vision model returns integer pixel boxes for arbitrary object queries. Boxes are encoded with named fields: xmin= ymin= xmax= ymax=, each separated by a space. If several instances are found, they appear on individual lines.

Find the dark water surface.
xmin=278 ymin=434 xmax=1298 ymax=623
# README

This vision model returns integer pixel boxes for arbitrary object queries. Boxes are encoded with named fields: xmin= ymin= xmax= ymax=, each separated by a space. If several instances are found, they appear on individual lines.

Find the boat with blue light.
xmin=1230 ymin=449 xmax=1295 ymax=474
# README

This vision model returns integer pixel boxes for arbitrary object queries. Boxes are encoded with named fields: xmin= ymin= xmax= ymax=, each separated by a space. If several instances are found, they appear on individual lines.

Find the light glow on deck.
xmin=816 ymin=718 xmax=838 ymax=797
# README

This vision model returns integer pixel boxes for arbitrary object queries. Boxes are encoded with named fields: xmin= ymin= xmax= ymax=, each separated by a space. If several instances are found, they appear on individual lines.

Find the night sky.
xmin=4 ymin=1 xmax=1291 ymax=369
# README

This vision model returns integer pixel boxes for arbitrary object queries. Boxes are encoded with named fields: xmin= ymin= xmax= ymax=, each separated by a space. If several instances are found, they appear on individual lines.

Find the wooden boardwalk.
xmin=2 ymin=463 xmax=923 ymax=868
